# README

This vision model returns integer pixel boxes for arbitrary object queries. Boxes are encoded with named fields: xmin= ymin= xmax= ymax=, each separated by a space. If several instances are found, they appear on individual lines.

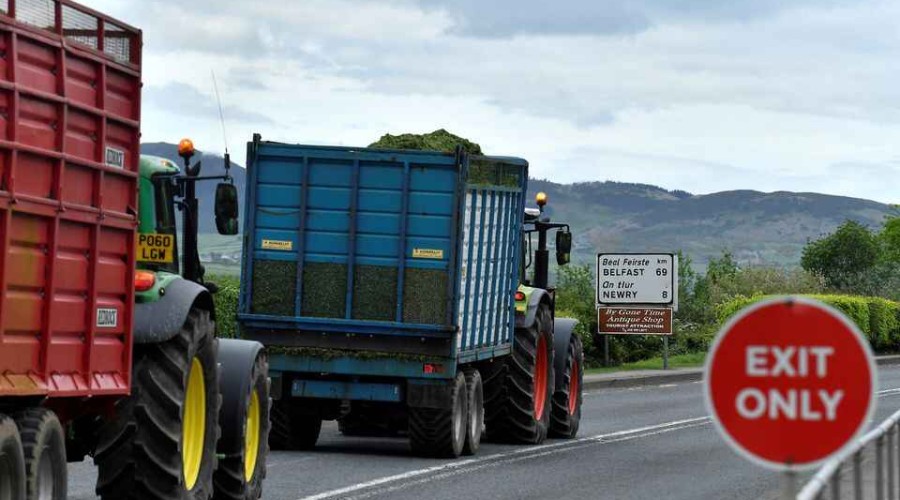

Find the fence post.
xmin=879 ymin=435 xmax=886 ymax=500
xmin=897 ymin=423 xmax=900 ymax=500
xmin=832 ymin=464 xmax=841 ymax=500
xmin=856 ymin=450 xmax=864 ymax=500
xmin=890 ymin=428 xmax=896 ymax=500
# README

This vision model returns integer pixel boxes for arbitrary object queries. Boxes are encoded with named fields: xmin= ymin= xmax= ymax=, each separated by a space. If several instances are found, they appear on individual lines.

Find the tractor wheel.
xmin=0 ymin=414 xmax=25 ymax=500
xmin=462 ymin=368 xmax=483 ymax=456
xmin=269 ymin=400 xmax=321 ymax=451
xmin=213 ymin=349 xmax=271 ymax=500
xmin=485 ymin=303 xmax=554 ymax=444
xmin=14 ymin=408 xmax=66 ymax=500
xmin=550 ymin=333 xmax=584 ymax=439
xmin=95 ymin=308 xmax=220 ymax=500
xmin=409 ymin=370 xmax=467 ymax=458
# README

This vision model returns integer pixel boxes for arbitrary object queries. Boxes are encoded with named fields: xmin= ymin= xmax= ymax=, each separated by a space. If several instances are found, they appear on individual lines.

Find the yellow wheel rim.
xmin=244 ymin=390 xmax=261 ymax=482
xmin=182 ymin=357 xmax=206 ymax=490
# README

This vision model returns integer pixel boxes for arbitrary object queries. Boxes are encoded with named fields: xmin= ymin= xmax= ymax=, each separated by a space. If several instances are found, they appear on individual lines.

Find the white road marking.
xmin=297 ymin=417 xmax=710 ymax=500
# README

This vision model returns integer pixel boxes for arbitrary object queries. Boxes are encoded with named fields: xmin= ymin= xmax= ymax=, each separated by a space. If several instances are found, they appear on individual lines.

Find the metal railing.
xmin=799 ymin=408 xmax=900 ymax=500
xmin=0 ymin=0 xmax=140 ymax=65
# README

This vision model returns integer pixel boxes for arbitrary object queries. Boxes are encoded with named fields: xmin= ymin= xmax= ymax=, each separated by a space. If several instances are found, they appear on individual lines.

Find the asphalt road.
xmin=68 ymin=365 xmax=900 ymax=500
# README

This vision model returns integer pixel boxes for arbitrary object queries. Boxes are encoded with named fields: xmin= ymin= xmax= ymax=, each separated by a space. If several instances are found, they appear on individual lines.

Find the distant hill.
xmin=527 ymin=180 xmax=892 ymax=267
xmin=141 ymin=142 xmax=894 ymax=268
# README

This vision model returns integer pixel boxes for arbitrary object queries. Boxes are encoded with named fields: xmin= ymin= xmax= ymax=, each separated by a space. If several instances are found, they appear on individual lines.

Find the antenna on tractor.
xmin=212 ymin=70 xmax=232 ymax=182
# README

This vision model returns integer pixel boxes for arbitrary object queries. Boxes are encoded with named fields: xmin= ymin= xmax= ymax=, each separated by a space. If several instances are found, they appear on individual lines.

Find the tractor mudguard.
xmin=133 ymin=278 xmax=214 ymax=344
xmin=216 ymin=339 xmax=265 ymax=455
xmin=552 ymin=318 xmax=579 ymax=391
xmin=516 ymin=288 xmax=551 ymax=329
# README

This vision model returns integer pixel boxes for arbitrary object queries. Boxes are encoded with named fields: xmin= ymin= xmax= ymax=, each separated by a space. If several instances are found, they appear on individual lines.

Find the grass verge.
xmin=586 ymin=351 xmax=707 ymax=374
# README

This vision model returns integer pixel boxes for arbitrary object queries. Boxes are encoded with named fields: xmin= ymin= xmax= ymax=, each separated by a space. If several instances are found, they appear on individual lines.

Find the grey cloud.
xmin=567 ymin=146 xmax=756 ymax=176
xmin=225 ymin=69 xmax=269 ymax=91
xmin=770 ymin=161 xmax=900 ymax=203
xmin=144 ymin=82 xmax=276 ymax=125
xmin=419 ymin=0 xmax=854 ymax=39
xmin=427 ymin=0 xmax=650 ymax=38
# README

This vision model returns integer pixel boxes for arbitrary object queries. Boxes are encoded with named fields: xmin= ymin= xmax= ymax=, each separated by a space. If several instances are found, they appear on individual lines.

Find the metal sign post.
xmin=663 ymin=337 xmax=669 ymax=370
xmin=781 ymin=470 xmax=797 ymax=500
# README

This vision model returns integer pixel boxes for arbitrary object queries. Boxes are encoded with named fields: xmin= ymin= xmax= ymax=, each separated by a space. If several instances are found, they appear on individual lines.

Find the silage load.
xmin=251 ymin=260 xmax=297 ymax=316
xmin=369 ymin=129 xmax=483 ymax=155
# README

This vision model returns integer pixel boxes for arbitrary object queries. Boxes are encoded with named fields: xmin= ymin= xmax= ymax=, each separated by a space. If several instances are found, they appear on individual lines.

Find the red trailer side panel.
xmin=0 ymin=0 xmax=141 ymax=397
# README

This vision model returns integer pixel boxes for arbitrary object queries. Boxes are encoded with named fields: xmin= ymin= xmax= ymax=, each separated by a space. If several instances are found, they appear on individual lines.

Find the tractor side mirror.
xmin=215 ymin=183 xmax=239 ymax=235
xmin=556 ymin=230 xmax=572 ymax=266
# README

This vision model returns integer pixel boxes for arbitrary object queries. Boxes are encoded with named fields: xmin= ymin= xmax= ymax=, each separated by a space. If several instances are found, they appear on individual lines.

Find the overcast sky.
xmin=91 ymin=0 xmax=900 ymax=203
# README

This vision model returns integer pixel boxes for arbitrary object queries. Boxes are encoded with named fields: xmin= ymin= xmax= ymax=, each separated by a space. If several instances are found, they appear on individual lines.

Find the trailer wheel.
xmin=485 ymin=303 xmax=554 ymax=444
xmin=462 ymin=369 xmax=483 ymax=456
xmin=269 ymin=401 xmax=321 ymax=451
xmin=550 ymin=333 xmax=583 ymax=439
xmin=96 ymin=308 xmax=220 ymax=500
xmin=13 ymin=408 xmax=66 ymax=500
xmin=0 ymin=414 xmax=25 ymax=500
xmin=214 ymin=346 xmax=271 ymax=500
xmin=409 ymin=371 xmax=467 ymax=458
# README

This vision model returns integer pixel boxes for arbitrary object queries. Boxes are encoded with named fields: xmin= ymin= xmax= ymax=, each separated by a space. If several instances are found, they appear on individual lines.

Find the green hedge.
xmin=210 ymin=275 xmax=240 ymax=339
xmin=716 ymin=294 xmax=900 ymax=352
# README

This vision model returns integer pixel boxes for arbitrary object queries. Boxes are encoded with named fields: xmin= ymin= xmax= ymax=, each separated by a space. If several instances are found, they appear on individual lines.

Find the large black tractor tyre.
xmin=269 ymin=400 xmax=321 ymax=451
xmin=14 ymin=408 xmax=66 ymax=500
xmin=408 ymin=371 xmax=467 ymax=458
xmin=213 ymin=342 xmax=271 ymax=500
xmin=95 ymin=308 xmax=220 ymax=500
xmin=484 ymin=303 xmax=554 ymax=444
xmin=462 ymin=368 xmax=483 ymax=456
xmin=550 ymin=333 xmax=584 ymax=439
xmin=0 ymin=414 xmax=25 ymax=500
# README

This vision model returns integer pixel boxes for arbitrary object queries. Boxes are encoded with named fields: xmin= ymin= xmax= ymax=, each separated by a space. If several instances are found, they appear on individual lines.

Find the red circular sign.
xmin=705 ymin=296 xmax=876 ymax=470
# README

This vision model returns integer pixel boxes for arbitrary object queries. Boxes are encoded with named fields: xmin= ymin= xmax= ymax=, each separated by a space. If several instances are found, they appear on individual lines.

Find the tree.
xmin=801 ymin=220 xmax=880 ymax=291
xmin=880 ymin=215 xmax=900 ymax=263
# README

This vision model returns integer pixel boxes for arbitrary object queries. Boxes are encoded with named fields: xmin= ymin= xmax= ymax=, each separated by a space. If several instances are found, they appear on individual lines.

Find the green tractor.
xmin=483 ymin=191 xmax=584 ymax=443
xmin=92 ymin=140 xmax=271 ymax=500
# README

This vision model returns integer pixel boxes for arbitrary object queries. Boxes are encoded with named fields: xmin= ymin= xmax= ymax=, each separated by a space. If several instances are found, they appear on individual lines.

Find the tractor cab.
xmin=135 ymin=139 xmax=240 ymax=299
xmin=520 ymin=192 xmax=573 ymax=289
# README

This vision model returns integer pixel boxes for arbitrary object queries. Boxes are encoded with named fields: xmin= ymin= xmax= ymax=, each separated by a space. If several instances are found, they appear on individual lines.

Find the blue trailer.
xmin=237 ymin=134 xmax=584 ymax=457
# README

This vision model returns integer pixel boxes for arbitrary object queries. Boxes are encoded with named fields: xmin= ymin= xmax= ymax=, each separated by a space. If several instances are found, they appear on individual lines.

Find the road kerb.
xmin=584 ymin=354 xmax=900 ymax=391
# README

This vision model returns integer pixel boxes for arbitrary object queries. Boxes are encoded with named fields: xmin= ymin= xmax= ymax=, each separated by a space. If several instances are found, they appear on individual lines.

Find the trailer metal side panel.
xmin=0 ymin=1 xmax=141 ymax=397
xmin=239 ymin=139 xmax=527 ymax=366
xmin=457 ymin=157 xmax=526 ymax=359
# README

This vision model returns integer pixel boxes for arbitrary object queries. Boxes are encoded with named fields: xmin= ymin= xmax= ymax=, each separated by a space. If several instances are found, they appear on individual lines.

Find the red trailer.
xmin=0 ymin=2 xmax=270 ymax=499
xmin=0 ymin=2 xmax=141 ymax=498
xmin=0 ymin=0 xmax=140 ymax=400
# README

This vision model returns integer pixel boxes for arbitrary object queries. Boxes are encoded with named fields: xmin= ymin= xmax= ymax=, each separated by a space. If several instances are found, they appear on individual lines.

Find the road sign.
xmin=597 ymin=253 xmax=677 ymax=308
xmin=705 ymin=297 xmax=876 ymax=471
xmin=598 ymin=307 xmax=673 ymax=335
